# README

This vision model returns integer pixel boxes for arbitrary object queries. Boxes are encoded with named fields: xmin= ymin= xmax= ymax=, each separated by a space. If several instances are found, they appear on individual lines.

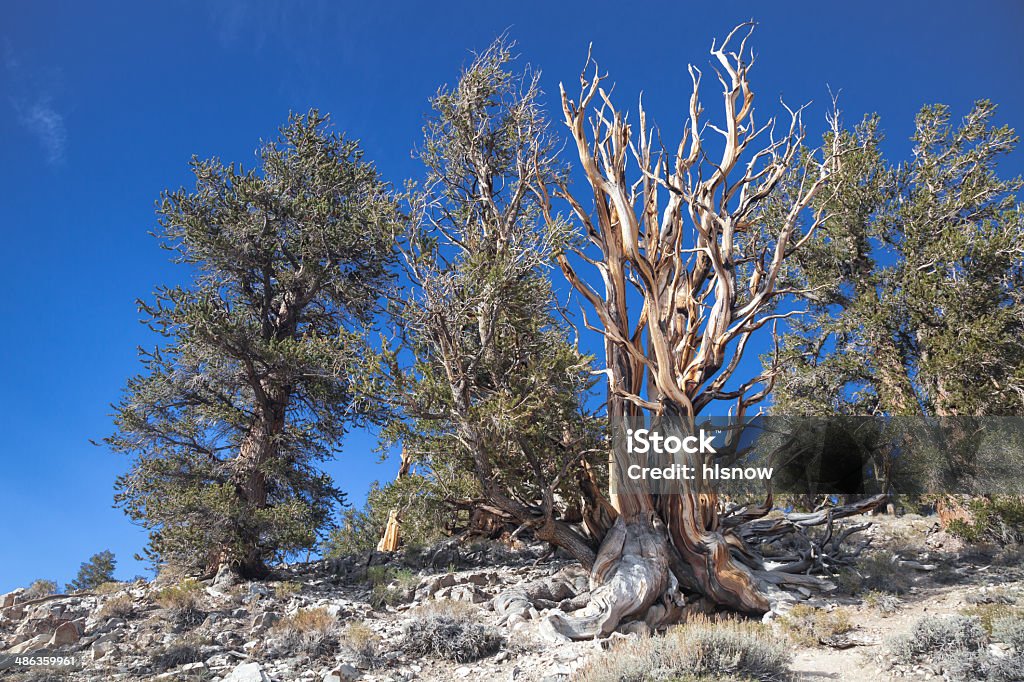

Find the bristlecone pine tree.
xmin=382 ymin=39 xmax=610 ymax=563
xmin=535 ymin=25 xmax=884 ymax=637
xmin=772 ymin=102 xmax=1024 ymax=418
xmin=106 ymin=111 xmax=397 ymax=578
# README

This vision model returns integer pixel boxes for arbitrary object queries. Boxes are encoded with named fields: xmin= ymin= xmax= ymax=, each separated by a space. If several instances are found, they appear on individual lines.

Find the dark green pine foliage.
xmin=66 ymin=550 xmax=116 ymax=592
xmin=376 ymin=39 xmax=602 ymax=557
xmin=107 ymin=111 xmax=397 ymax=577
xmin=772 ymin=102 xmax=1024 ymax=417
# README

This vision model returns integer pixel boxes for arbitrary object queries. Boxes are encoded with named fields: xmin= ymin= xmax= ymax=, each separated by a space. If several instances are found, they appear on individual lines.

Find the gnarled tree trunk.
xmin=540 ymin=24 xmax=851 ymax=635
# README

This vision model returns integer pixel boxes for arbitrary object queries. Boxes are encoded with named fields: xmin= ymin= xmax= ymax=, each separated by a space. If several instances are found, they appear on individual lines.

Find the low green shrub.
xmin=946 ymin=496 xmax=1024 ymax=546
xmin=367 ymin=566 xmax=419 ymax=608
xmin=154 ymin=578 xmax=205 ymax=628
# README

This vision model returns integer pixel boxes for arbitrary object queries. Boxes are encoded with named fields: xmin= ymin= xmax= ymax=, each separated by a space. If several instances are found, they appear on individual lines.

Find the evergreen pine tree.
xmin=106 ymin=110 xmax=398 ymax=577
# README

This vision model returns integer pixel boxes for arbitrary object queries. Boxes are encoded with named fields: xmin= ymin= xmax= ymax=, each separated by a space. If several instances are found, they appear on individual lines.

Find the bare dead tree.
xmin=537 ymin=24 xmax=882 ymax=638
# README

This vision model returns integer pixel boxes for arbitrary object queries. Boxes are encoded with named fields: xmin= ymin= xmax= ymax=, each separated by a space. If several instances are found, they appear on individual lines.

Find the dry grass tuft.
xmin=93 ymin=581 xmax=125 ymax=595
xmin=274 ymin=607 xmax=335 ymax=634
xmin=273 ymin=580 xmax=302 ymax=599
xmin=154 ymin=578 xmax=205 ymax=628
xmin=273 ymin=607 xmax=339 ymax=659
xmin=778 ymin=605 xmax=853 ymax=647
xmin=340 ymin=620 xmax=382 ymax=668
xmin=98 ymin=594 xmax=135 ymax=620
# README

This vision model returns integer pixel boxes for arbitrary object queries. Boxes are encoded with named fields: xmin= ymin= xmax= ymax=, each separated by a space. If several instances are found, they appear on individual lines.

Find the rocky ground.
xmin=1 ymin=513 xmax=1022 ymax=682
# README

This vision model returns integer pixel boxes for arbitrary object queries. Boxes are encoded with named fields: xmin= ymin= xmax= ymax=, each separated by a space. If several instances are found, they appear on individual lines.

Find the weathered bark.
xmin=377 ymin=509 xmax=402 ymax=552
xmin=233 ymin=372 xmax=291 ymax=578
xmin=537 ymin=24 xmax=848 ymax=635
xmin=547 ymin=514 xmax=680 ymax=639
xmin=547 ymin=493 xmax=883 ymax=638
xmin=233 ymin=409 xmax=283 ymax=579
xmin=229 ymin=297 xmax=301 ymax=578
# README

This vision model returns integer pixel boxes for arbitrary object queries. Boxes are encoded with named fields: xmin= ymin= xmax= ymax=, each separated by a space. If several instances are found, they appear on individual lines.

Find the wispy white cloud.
xmin=13 ymin=97 xmax=67 ymax=164
xmin=4 ymin=40 xmax=68 ymax=166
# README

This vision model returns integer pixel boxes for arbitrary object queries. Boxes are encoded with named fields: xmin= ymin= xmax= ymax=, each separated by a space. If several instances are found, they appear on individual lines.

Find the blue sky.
xmin=1 ymin=0 xmax=1022 ymax=592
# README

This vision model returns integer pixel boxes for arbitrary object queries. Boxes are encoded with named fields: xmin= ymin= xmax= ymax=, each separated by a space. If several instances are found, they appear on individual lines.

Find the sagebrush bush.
xmin=778 ymin=605 xmax=853 ymax=646
xmin=992 ymin=613 xmax=1024 ymax=650
xmin=889 ymin=614 xmax=986 ymax=662
xmin=401 ymin=604 xmax=503 ymax=663
xmin=942 ymin=650 xmax=1024 ymax=682
xmin=888 ymin=613 xmax=1024 ymax=682
xmin=987 ymin=656 xmax=1024 ymax=682
xmin=573 ymin=615 xmax=792 ymax=682
xmin=838 ymin=550 xmax=912 ymax=595
xmin=150 ymin=636 xmax=207 ymax=673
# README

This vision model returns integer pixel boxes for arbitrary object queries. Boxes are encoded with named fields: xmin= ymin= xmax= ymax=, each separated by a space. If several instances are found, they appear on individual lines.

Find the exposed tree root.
xmin=545 ymin=515 xmax=685 ymax=639
xmin=493 ymin=565 xmax=589 ymax=625
xmin=739 ymin=494 xmax=883 ymax=584
xmin=499 ymin=496 xmax=886 ymax=639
